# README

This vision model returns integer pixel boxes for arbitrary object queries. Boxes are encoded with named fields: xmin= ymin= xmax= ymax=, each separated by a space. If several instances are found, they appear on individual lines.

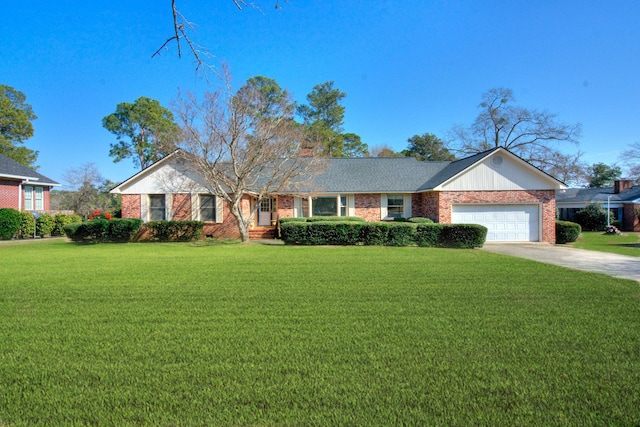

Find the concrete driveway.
xmin=481 ymin=243 xmax=640 ymax=282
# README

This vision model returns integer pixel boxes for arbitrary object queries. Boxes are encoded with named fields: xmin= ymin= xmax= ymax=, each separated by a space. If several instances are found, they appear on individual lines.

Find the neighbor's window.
xmin=313 ymin=196 xmax=338 ymax=216
xmin=24 ymin=186 xmax=33 ymax=210
xmin=149 ymin=195 xmax=166 ymax=221
xmin=387 ymin=195 xmax=404 ymax=218
xmin=35 ymin=187 xmax=43 ymax=210
xmin=200 ymin=194 xmax=216 ymax=222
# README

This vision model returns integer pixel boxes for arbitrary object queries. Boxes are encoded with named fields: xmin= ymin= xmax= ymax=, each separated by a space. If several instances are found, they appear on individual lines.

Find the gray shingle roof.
xmin=287 ymin=149 xmax=499 ymax=194
xmin=0 ymin=153 xmax=59 ymax=185
xmin=557 ymin=186 xmax=640 ymax=204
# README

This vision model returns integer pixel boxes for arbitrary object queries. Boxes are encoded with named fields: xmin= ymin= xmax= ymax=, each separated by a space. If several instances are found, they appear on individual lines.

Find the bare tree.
xmin=449 ymin=88 xmax=582 ymax=178
xmin=620 ymin=142 xmax=640 ymax=181
xmin=154 ymin=1 xmax=283 ymax=72
xmin=174 ymin=66 xmax=323 ymax=242
xmin=54 ymin=163 xmax=120 ymax=217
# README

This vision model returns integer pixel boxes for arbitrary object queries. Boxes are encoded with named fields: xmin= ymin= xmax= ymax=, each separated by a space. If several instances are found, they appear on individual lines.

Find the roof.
xmin=557 ymin=186 xmax=640 ymax=204
xmin=0 ymin=153 xmax=60 ymax=186
xmin=112 ymin=147 xmax=566 ymax=195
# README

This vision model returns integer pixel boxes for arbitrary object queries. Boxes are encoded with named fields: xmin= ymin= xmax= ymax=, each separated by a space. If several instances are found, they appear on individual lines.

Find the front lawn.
xmin=573 ymin=231 xmax=640 ymax=257
xmin=1 ymin=240 xmax=639 ymax=426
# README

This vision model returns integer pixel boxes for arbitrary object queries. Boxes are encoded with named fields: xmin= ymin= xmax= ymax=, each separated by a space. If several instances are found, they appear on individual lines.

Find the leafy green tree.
xmin=587 ymin=163 xmax=621 ymax=188
xmin=102 ymin=97 xmax=179 ymax=170
xmin=574 ymin=203 xmax=609 ymax=231
xmin=0 ymin=85 xmax=38 ymax=167
xmin=402 ymin=133 xmax=455 ymax=161
xmin=297 ymin=81 xmax=368 ymax=157
xmin=371 ymin=145 xmax=401 ymax=157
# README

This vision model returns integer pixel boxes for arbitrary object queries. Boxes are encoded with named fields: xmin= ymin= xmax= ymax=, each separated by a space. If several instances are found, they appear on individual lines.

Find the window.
xmin=35 ymin=187 xmax=43 ymax=210
xmin=149 ymin=195 xmax=166 ymax=221
xmin=200 ymin=195 xmax=216 ymax=222
xmin=24 ymin=186 xmax=33 ymax=210
xmin=295 ymin=195 xmax=351 ymax=218
xmin=387 ymin=195 xmax=404 ymax=218
xmin=313 ymin=196 xmax=338 ymax=216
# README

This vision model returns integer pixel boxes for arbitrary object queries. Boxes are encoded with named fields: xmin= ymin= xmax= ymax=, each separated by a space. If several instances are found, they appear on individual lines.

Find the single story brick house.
xmin=556 ymin=179 xmax=640 ymax=231
xmin=110 ymin=147 xmax=567 ymax=242
xmin=0 ymin=153 xmax=60 ymax=212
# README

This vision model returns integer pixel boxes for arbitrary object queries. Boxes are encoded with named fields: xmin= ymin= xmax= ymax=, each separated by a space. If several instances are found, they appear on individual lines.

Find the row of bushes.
xmin=279 ymin=220 xmax=487 ymax=248
xmin=64 ymin=218 xmax=144 ymax=243
xmin=0 ymin=209 xmax=82 ymax=240
xmin=63 ymin=219 xmax=205 ymax=244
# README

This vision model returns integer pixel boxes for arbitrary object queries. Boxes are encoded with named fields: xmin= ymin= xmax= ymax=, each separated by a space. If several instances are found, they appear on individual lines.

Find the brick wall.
xmin=122 ymin=194 xmax=141 ymax=219
xmin=172 ymin=194 xmax=191 ymax=220
xmin=623 ymin=204 xmax=640 ymax=231
xmin=354 ymin=194 xmax=381 ymax=222
xmin=0 ymin=179 xmax=20 ymax=209
xmin=277 ymin=195 xmax=295 ymax=219
xmin=435 ymin=190 xmax=556 ymax=243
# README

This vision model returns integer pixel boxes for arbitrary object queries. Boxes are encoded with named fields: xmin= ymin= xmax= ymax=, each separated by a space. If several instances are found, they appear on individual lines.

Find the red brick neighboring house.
xmin=110 ymin=147 xmax=567 ymax=242
xmin=0 ymin=153 xmax=60 ymax=212
xmin=557 ymin=179 xmax=640 ymax=231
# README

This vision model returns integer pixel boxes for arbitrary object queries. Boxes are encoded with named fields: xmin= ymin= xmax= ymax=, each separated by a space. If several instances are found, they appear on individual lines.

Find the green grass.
xmin=573 ymin=231 xmax=640 ymax=256
xmin=1 ymin=240 xmax=639 ymax=426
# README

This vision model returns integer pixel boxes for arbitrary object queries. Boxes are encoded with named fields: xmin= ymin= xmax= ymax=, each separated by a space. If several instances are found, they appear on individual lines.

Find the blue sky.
xmin=2 ymin=1 xmax=639 ymax=187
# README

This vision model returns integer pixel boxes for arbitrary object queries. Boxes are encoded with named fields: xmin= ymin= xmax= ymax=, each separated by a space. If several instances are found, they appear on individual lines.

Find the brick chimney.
xmin=614 ymin=179 xmax=634 ymax=194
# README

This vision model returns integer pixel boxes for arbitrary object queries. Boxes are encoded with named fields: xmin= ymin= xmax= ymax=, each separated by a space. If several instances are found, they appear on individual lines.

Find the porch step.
xmin=249 ymin=227 xmax=277 ymax=240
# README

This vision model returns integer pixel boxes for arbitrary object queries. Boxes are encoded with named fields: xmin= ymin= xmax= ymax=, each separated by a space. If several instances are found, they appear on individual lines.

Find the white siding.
xmin=118 ymin=160 xmax=208 ymax=195
xmin=441 ymin=154 xmax=557 ymax=191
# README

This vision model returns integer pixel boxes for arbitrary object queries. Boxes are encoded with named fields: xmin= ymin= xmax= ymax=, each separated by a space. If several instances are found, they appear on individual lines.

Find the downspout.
xmin=18 ymin=181 xmax=23 ymax=212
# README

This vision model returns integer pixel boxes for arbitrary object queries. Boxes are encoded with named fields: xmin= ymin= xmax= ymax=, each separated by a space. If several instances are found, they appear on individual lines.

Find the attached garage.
xmin=451 ymin=204 xmax=540 ymax=242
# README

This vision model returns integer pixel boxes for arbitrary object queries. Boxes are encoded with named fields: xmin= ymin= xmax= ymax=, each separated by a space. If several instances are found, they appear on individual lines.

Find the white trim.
xmin=191 ymin=193 xmax=198 ymax=220
xmin=347 ymin=195 xmax=355 ymax=216
xmin=216 ymin=195 xmax=224 ymax=223
xmin=380 ymin=194 xmax=388 ymax=220
xmin=165 ymin=194 xmax=172 ymax=220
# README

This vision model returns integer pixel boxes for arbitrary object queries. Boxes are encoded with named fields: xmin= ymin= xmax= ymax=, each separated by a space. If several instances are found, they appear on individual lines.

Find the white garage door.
xmin=451 ymin=204 xmax=539 ymax=242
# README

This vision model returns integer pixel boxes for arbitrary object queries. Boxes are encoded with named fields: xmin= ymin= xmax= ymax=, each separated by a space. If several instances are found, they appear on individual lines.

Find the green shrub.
xmin=360 ymin=222 xmax=390 ymax=246
xmin=386 ymin=223 xmax=417 ymax=246
xmin=280 ymin=222 xmax=309 ymax=245
xmin=0 ymin=208 xmax=22 ymax=240
xmin=408 ymin=217 xmax=434 ymax=224
xmin=107 ymin=218 xmax=144 ymax=243
xmin=556 ymin=220 xmax=581 ymax=244
xmin=438 ymin=224 xmax=487 ymax=248
xmin=574 ymin=203 xmax=608 ymax=231
xmin=36 ymin=213 xmax=56 ymax=237
xmin=414 ymin=223 xmax=443 ymax=247
xmin=19 ymin=211 xmax=36 ymax=238
xmin=278 ymin=217 xmax=308 ymax=224
xmin=52 ymin=214 xmax=82 ymax=236
xmin=392 ymin=217 xmax=409 ymax=222
xmin=309 ymin=221 xmax=363 ymax=245
xmin=146 ymin=221 xmax=204 ymax=242
xmin=64 ymin=219 xmax=110 ymax=244
xmin=306 ymin=216 xmax=365 ymax=223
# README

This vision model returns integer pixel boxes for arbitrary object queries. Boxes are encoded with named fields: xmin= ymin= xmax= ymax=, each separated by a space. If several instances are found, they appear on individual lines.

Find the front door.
xmin=258 ymin=198 xmax=272 ymax=226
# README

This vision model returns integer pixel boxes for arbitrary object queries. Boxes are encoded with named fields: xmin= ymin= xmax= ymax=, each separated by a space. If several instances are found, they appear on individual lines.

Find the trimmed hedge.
xmin=305 ymin=216 xmax=366 ymax=223
xmin=386 ymin=223 xmax=417 ymax=246
xmin=556 ymin=220 xmax=581 ymax=244
xmin=64 ymin=218 xmax=144 ymax=244
xmin=437 ymin=224 xmax=487 ymax=248
xmin=408 ymin=217 xmax=434 ymax=224
xmin=19 ymin=211 xmax=36 ymax=237
xmin=360 ymin=222 xmax=390 ymax=246
xmin=52 ymin=213 xmax=83 ymax=236
xmin=145 ymin=220 xmax=204 ymax=242
xmin=36 ymin=213 xmax=55 ymax=237
xmin=0 ymin=208 xmax=22 ymax=240
xmin=280 ymin=220 xmax=488 ymax=248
